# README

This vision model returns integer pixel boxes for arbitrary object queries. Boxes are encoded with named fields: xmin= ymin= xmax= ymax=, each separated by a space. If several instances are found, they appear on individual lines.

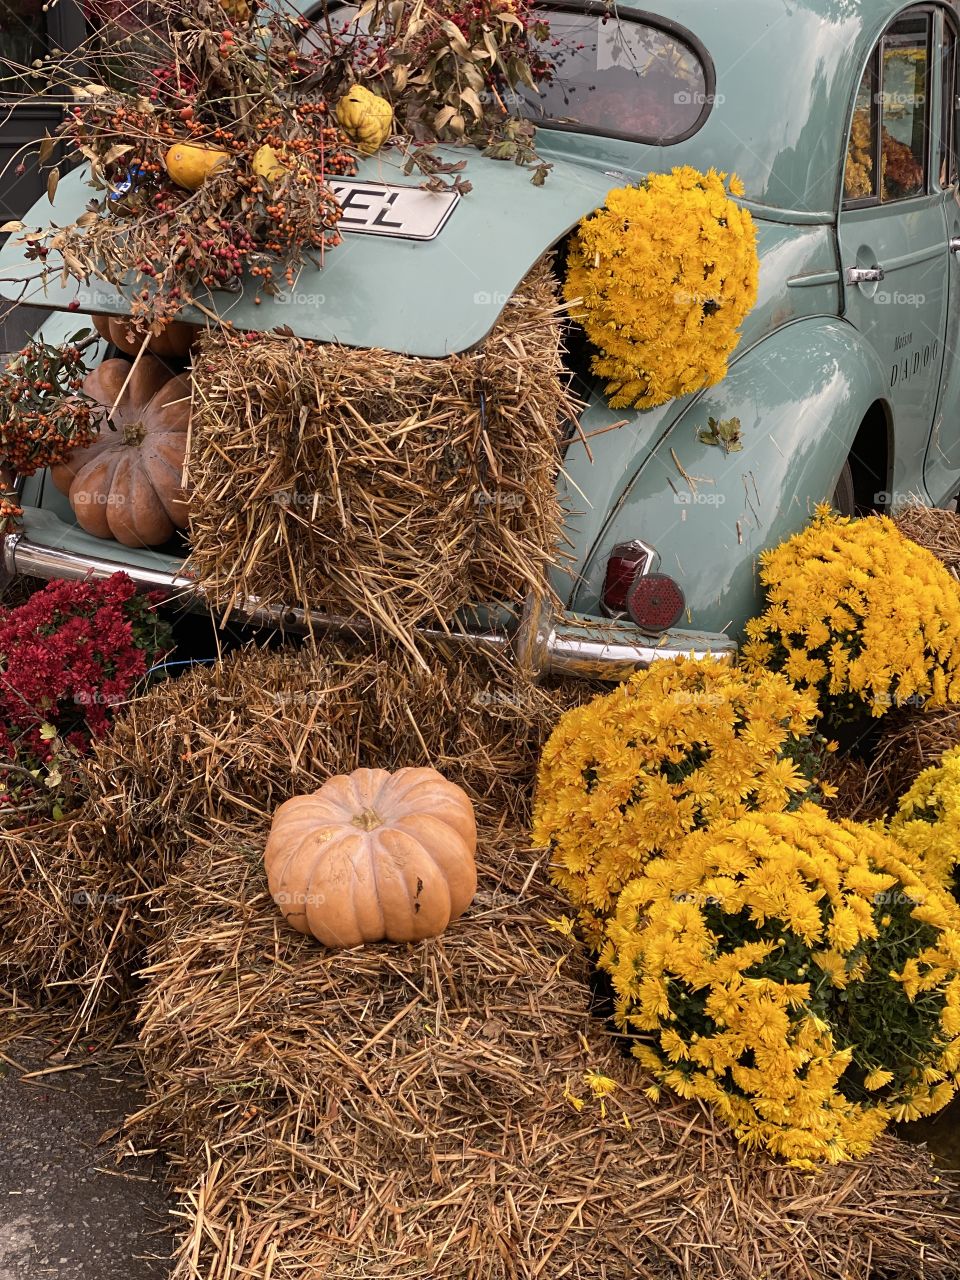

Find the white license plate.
xmin=328 ymin=179 xmax=460 ymax=241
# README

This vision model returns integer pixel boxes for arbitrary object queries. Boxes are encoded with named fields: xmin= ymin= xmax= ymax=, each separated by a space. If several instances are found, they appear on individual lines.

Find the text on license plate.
xmin=328 ymin=180 xmax=460 ymax=241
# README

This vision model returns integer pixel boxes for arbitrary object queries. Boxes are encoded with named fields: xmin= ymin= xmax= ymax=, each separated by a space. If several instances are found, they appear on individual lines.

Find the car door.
xmin=926 ymin=6 xmax=960 ymax=499
xmin=838 ymin=7 xmax=947 ymax=505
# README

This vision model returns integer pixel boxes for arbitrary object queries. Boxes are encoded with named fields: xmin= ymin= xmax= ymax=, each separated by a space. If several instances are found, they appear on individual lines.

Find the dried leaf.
xmin=0 ymin=220 xmax=25 ymax=234
xmin=484 ymin=140 xmax=517 ymax=161
xmin=513 ymin=57 xmax=537 ymax=91
xmin=102 ymin=143 xmax=133 ymax=167
xmin=38 ymin=135 xmax=56 ymax=166
xmin=440 ymin=19 xmax=472 ymax=57
xmin=433 ymin=105 xmax=458 ymax=132
xmin=460 ymin=86 xmax=483 ymax=119
xmin=46 ymin=167 xmax=59 ymax=204
xmin=62 ymin=250 xmax=88 ymax=279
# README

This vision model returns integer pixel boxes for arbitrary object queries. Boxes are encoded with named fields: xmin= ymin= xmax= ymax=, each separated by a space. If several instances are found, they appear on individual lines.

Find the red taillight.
xmin=602 ymin=541 xmax=655 ymax=613
xmin=625 ymin=572 xmax=685 ymax=633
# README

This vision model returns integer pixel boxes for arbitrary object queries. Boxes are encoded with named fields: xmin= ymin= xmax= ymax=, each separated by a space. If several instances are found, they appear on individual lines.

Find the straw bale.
xmin=0 ymin=815 xmax=135 ymax=1026
xmin=0 ymin=642 xmax=588 ymax=1025
xmin=822 ymin=705 xmax=960 ymax=824
xmin=90 ymin=641 xmax=588 ymax=843
xmin=185 ymin=258 xmax=575 ymax=647
xmin=894 ymin=502 xmax=960 ymax=576
xmin=127 ymin=821 xmax=960 ymax=1280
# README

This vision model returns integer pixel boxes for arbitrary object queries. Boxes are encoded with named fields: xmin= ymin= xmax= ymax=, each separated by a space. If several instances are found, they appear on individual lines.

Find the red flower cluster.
xmin=0 ymin=574 xmax=172 ymax=818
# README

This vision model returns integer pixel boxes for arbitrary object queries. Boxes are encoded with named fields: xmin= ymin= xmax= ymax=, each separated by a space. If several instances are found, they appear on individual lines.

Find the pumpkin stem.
xmin=351 ymin=807 xmax=382 ymax=831
xmin=122 ymin=420 xmax=146 ymax=446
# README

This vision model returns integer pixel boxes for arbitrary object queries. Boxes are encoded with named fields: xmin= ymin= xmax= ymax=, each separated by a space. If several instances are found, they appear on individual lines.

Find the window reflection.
xmin=519 ymin=9 xmax=708 ymax=141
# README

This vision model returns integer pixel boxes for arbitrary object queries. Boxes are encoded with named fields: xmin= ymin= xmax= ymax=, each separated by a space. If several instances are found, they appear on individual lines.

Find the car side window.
xmin=880 ymin=13 xmax=929 ymax=200
xmin=843 ymin=10 xmax=931 ymax=206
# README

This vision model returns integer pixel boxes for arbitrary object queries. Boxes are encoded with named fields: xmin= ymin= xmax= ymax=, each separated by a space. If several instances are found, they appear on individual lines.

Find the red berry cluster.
xmin=0 ymin=490 xmax=23 ymax=533
xmin=0 ymin=339 xmax=99 ymax=480
xmin=148 ymin=61 xmax=201 ymax=111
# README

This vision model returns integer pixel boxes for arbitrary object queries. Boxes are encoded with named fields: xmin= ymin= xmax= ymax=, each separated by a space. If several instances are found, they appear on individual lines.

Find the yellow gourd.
xmin=220 ymin=0 xmax=252 ymax=20
xmin=164 ymin=143 xmax=231 ymax=191
xmin=252 ymin=144 xmax=287 ymax=183
xmin=336 ymin=85 xmax=393 ymax=156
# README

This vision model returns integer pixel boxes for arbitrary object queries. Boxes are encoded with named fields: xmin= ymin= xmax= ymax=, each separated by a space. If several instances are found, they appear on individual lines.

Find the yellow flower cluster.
xmin=563 ymin=168 xmax=759 ymax=410
xmin=603 ymin=806 xmax=960 ymax=1165
xmin=889 ymin=746 xmax=960 ymax=889
xmin=532 ymin=656 xmax=823 ymax=944
xmin=742 ymin=506 xmax=960 ymax=718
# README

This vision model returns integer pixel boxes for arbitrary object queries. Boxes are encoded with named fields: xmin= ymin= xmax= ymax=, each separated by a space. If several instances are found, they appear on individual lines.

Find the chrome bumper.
xmin=1 ymin=530 xmax=736 ymax=681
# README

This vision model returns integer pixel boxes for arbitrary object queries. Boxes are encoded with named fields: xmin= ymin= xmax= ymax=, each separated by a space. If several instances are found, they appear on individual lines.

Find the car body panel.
xmin=552 ymin=220 xmax=843 ymax=604
xmin=297 ymin=0 xmax=949 ymax=218
xmin=560 ymin=317 xmax=892 ymax=631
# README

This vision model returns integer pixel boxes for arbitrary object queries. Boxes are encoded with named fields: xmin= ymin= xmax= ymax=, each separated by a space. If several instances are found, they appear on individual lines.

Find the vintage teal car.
xmin=1 ymin=0 xmax=959 ymax=678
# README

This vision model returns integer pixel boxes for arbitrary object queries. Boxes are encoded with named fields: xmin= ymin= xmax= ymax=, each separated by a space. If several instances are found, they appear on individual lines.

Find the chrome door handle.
xmin=950 ymin=238 xmax=960 ymax=254
xmin=845 ymin=266 xmax=885 ymax=283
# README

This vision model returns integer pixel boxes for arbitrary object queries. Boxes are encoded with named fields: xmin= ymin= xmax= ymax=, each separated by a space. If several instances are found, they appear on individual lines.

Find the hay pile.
xmin=823 ymin=704 xmax=960 ymax=824
xmin=894 ymin=502 xmax=960 ymax=576
xmin=186 ymin=258 xmax=575 ymax=646
xmin=126 ymin=820 xmax=960 ymax=1280
xmin=4 ymin=642 xmax=959 ymax=1277
xmin=0 ymin=815 xmax=135 ymax=1026
xmin=0 ymin=643 xmax=588 ymax=1025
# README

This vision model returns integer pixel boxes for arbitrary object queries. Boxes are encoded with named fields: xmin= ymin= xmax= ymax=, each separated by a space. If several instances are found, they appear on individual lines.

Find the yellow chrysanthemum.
xmin=889 ymin=745 xmax=960 ymax=888
xmin=533 ymin=655 xmax=825 ymax=932
xmin=564 ymin=168 xmax=759 ymax=409
xmin=742 ymin=507 xmax=960 ymax=719
xmin=600 ymin=807 xmax=960 ymax=1165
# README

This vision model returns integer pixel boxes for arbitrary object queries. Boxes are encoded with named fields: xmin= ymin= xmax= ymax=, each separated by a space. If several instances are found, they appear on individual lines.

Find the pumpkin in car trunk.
xmin=51 ymin=355 xmax=191 ymax=548
xmin=91 ymin=311 xmax=200 ymax=360
xmin=264 ymin=766 xmax=478 ymax=948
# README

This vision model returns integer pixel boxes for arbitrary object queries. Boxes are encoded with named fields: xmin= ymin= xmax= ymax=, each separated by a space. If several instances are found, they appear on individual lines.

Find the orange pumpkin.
xmin=91 ymin=311 xmax=199 ymax=360
xmin=51 ymin=355 xmax=191 ymax=548
xmin=264 ymin=766 xmax=478 ymax=948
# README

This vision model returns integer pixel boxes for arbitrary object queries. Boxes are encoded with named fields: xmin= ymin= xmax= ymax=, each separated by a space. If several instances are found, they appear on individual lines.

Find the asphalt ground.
xmin=0 ymin=1035 xmax=174 ymax=1280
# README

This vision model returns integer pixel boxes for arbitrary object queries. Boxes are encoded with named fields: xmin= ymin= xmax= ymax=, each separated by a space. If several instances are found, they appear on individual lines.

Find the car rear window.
xmin=517 ymin=5 xmax=713 ymax=143
xmin=307 ymin=2 xmax=712 ymax=146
